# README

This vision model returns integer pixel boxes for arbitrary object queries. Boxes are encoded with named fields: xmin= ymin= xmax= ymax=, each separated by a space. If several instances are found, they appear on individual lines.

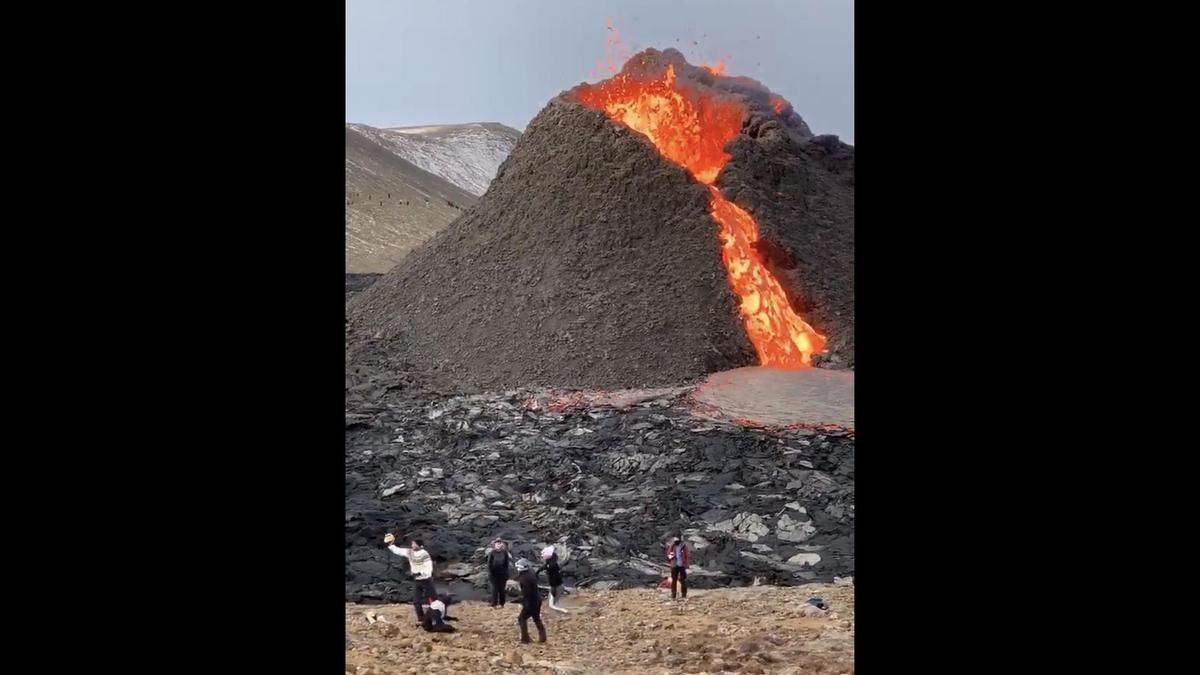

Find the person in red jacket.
xmin=665 ymin=534 xmax=689 ymax=600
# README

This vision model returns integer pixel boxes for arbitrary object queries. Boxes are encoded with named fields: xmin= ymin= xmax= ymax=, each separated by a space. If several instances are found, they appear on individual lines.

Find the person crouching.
xmin=421 ymin=596 xmax=456 ymax=633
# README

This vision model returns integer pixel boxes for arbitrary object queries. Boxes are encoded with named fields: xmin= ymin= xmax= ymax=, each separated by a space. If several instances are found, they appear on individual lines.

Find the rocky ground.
xmin=346 ymin=581 xmax=854 ymax=675
xmin=346 ymin=324 xmax=854 ymax=604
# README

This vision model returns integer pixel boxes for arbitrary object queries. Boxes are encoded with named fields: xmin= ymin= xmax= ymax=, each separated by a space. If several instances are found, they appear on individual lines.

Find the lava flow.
xmin=575 ymin=61 xmax=826 ymax=367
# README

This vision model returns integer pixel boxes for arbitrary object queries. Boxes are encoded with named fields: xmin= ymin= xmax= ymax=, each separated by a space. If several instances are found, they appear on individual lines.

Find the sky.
xmin=346 ymin=0 xmax=853 ymax=144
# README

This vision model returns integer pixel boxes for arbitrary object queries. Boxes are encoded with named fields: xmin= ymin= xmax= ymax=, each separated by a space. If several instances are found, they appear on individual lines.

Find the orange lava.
xmin=575 ymin=61 xmax=826 ymax=367
xmin=769 ymin=95 xmax=789 ymax=115
xmin=702 ymin=59 xmax=727 ymax=76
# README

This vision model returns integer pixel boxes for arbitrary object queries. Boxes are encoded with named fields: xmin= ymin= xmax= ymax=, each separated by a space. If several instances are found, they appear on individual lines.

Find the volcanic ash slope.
xmin=347 ymin=98 xmax=755 ymax=391
xmin=348 ymin=48 xmax=854 ymax=389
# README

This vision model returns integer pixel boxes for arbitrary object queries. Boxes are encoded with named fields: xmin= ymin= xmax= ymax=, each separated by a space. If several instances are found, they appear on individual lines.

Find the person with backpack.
xmin=514 ymin=558 xmax=547 ymax=643
xmin=665 ymin=534 xmax=689 ymax=600
xmin=383 ymin=533 xmax=434 ymax=622
xmin=536 ymin=546 xmax=569 ymax=614
xmin=485 ymin=537 xmax=513 ymax=608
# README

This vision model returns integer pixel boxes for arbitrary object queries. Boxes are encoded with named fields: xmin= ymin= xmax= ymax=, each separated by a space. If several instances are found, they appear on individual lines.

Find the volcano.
xmin=347 ymin=48 xmax=853 ymax=391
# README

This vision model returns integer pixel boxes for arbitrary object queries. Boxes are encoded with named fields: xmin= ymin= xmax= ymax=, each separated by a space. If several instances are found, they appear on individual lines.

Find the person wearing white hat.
xmin=537 ymin=546 xmax=569 ymax=614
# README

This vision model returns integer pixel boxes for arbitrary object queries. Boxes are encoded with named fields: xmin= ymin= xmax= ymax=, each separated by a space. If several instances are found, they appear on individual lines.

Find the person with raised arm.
xmin=383 ymin=533 xmax=434 ymax=622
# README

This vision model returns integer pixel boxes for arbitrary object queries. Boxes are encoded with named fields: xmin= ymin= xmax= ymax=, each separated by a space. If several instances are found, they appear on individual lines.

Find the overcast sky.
xmin=346 ymin=0 xmax=853 ymax=144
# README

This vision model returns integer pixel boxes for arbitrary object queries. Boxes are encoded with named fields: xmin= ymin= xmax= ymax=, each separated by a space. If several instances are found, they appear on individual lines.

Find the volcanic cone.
xmin=347 ymin=48 xmax=853 ymax=391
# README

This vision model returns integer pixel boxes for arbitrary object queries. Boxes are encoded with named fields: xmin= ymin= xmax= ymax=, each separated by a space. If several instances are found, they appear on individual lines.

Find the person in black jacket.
xmin=536 ymin=546 xmax=569 ymax=614
xmin=514 ymin=559 xmax=546 ymax=643
xmin=485 ymin=537 xmax=513 ymax=608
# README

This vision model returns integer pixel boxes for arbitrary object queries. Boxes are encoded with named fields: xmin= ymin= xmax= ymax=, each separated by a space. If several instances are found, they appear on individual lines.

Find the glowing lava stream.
xmin=576 ymin=63 xmax=826 ymax=367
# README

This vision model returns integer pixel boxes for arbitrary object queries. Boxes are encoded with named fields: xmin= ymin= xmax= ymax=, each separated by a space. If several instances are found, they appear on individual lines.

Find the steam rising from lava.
xmin=575 ymin=53 xmax=826 ymax=368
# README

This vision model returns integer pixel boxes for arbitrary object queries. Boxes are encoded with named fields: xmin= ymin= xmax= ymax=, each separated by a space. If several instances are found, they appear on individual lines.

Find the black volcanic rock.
xmin=344 ymin=382 xmax=855 ymax=603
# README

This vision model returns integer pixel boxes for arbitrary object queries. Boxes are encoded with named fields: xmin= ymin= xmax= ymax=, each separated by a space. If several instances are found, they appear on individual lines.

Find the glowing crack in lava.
xmin=575 ymin=62 xmax=827 ymax=367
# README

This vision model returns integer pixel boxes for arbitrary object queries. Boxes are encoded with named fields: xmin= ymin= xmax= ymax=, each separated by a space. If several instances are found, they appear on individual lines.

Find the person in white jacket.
xmin=383 ymin=533 xmax=434 ymax=622
xmin=537 ymin=546 xmax=569 ymax=615
xmin=420 ymin=597 xmax=456 ymax=633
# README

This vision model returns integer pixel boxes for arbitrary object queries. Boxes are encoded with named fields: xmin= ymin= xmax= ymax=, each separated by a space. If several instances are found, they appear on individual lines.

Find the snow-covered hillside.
xmin=345 ymin=126 xmax=478 ymax=273
xmin=346 ymin=122 xmax=521 ymax=196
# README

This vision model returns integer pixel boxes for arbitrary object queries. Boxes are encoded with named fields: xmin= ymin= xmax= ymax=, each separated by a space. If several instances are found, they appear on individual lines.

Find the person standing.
xmin=537 ymin=546 xmax=569 ymax=614
xmin=383 ymin=533 xmax=434 ymax=621
xmin=514 ymin=559 xmax=546 ymax=643
xmin=665 ymin=534 xmax=689 ymax=600
xmin=485 ymin=537 xmax=513 ymax=608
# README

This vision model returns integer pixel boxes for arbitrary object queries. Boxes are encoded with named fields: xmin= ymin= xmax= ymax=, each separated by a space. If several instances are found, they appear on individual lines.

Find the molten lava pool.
xmin=575 ymin=62 xmax=826 ymax=367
